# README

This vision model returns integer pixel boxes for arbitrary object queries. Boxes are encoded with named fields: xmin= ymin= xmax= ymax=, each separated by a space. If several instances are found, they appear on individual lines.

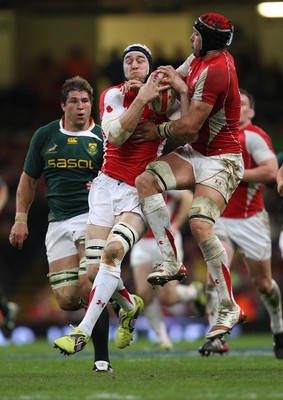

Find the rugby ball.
xmin=149 ymin=85 xmax=177 ymax=114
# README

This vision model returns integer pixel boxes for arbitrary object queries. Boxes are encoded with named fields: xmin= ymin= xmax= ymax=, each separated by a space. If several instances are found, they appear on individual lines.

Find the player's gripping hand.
xmin=131 ymin=120 xmax=159 ymax=144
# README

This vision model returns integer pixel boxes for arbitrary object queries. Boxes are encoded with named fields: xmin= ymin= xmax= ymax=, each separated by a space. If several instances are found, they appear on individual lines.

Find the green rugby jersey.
xmin=24 ymin=118 xmax=104 ymax=222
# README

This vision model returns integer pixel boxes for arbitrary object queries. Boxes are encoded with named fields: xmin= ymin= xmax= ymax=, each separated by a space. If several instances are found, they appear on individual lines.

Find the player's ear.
xmin=249 ymin=108 xmax=255 ymax=120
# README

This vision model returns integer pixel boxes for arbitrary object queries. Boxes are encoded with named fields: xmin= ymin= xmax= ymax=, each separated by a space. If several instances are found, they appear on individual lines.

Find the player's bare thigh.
xmin=114 ymin=211 xmax=148 ymax=239
xmin=49 ymin=254 xmax=79 ymax=273
xmin=160 ymin=153 xmax=195 ymax=189
xmin=86 ymin=224 xmax=112 ymax=242
xmin=163 ymin=153 xmax=227 ymax=213
xmin=158 ymin=152 xmax=195 ymax=189
xmin=136 ymin=152 xmax=195 ymax=198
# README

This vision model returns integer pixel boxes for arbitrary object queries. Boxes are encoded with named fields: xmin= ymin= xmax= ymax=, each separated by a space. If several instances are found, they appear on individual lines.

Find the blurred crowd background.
xmin=0 ymin=1 xmax=283 ymax=340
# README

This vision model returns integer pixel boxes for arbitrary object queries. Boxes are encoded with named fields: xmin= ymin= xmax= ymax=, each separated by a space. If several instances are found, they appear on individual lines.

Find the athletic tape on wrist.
xmin=15 ymin=212 xmax=27 ymax=224
xmin=157 ymin=121 xmax=175 ymax=139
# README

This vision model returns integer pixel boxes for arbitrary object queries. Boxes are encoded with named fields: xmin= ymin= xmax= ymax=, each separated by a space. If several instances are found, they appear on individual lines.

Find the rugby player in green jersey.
xmin=9 ymin=76 xmax=113 ymax=372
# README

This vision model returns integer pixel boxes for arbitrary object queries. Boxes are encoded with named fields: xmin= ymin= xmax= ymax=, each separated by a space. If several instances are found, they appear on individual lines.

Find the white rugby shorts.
xmin=173 ymin=144 xmax=244 ymax=203
xmin=87 ymin=172 xmax=145 ymax=227
xmin=213 ymin=209 xmax=271 ymax=261
xmin=45 ymin=212 xmax=88 ymax=263
xmin=130 ymin=230 xmax=184 ymax=267
xmin=278 ymin=231 xmax=283 ymax=259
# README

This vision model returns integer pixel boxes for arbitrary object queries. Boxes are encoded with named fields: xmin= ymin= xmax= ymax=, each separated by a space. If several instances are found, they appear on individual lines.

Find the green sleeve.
xmin=23 ymin=128 xmax=46 ymax=179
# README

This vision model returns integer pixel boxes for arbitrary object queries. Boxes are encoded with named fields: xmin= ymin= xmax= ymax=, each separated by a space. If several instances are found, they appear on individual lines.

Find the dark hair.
xmin=61 ymin=76 xmax=94 ymax=104
xmin=239 ymin=88 xmax=255 ymax=110
xmin=194 ymin=13 xmax=234 ymax=57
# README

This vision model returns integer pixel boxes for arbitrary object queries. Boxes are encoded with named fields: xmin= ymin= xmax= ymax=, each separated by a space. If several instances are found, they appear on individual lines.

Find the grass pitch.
xmin=1 ymin=333 xmax=283 ymax=400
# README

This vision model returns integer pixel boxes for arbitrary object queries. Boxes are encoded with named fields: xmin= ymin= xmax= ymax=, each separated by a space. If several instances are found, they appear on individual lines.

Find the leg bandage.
xmin=188 ymin=196 xmax=220 ymax=225
xmin=146 ymin=160 xmax=176 ymax=192
xmin=47 ymin=269 xmax=79 ymax=289
xmin=85 ymin=239 xmax=106 ymax=265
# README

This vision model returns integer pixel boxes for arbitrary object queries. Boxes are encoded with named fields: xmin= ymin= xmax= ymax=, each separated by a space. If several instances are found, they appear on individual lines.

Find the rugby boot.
xmin=198 ymin=337 xmax=229 ymax=356
xmin=116 ymin=295 xmax=144 ymax=349
xmin=147 ymin=261 xmax=187 ymax=287
xmin=206 ymin=304 xmax=246 ymax=339
xmin=54 ymin=326 xmax=89 ymax=355
xmin=93 ymin=361 xmax=113 ymax=373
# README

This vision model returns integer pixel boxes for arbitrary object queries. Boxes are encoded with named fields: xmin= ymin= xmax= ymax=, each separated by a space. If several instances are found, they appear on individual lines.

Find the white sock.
xmin=141 ymin=194 xmax=178 ymax=263
xmin=79 ymin=263 xmax=120 ymax=336
xmin=260 ymin=279 xmax=283 ymax=334
xmin=205 ymin=284 xmax=219 ymax=327
xmin=144 ymin=297 xmax=172 ymax=347
xmin=199 ymin=235 xmax=236 ymax=310
xmin=112 ymin=278 xmax=136 ymax=312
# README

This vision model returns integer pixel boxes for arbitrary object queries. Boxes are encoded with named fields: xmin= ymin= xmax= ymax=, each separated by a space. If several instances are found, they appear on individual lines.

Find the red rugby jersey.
xmin=178 ymin=51 xmax=241 ymax=156
xmin=99 ymin=83 xmax=169 ymax=187
xmin=222 ymin=123 xmax=276 ymax=218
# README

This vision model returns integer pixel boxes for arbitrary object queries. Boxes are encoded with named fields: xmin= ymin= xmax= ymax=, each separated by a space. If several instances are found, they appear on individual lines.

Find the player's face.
xmin=239 ymin=93 xmax=255 ymax=127
xmin=190 ymin=28 xmax=202 ymax=57
xmin=123 ymin=53 xmax=149 ymax=82
xmin=61 ymin=90 xmax=92 ymax=131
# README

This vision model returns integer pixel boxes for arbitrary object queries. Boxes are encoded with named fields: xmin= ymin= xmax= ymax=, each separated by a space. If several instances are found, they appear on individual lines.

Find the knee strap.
xmin=146 ymin=160 xmax=176 ymax=191
xmin=107 ymin=222 xmax=138 ymax=254
xmin=47 ymin=269 xmax=79 ymax=289
xmin=85 ymin=239 xmax=106 ymax=265
xmin=188 ymin=196 xmax=220 ymax=225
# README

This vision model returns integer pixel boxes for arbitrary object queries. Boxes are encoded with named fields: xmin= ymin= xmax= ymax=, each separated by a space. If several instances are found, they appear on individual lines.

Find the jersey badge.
xmin=88 ymin=143 xmax=98 ymax=156
xmin=106 ymin=105 xmax=113 ymax=113
xmin=47 ymin=143 xmax=58 ymax=153
xmin=67 ymin=137 xmax=78 ymax=144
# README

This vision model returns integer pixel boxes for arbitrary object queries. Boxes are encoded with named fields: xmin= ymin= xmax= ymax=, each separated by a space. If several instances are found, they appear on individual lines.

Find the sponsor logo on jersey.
xmin=48 ymin=159 xmax=96 ymax=169
xmin=88 ymin=143 xmax=98 ymax=156
xmin=47 ymin=143 xmax=58 ymax=153
xmin=67 ymin=137 xmax=78 ymax=144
